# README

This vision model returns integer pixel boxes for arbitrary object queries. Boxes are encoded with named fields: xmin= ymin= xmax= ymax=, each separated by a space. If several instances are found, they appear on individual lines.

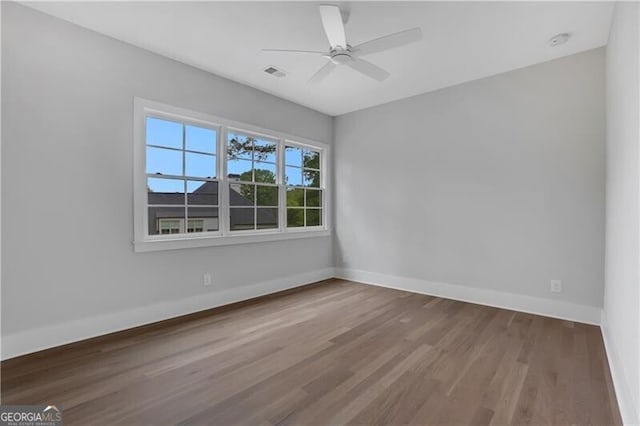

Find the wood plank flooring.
xmin=1 ymin=279 xmax=621 ymax=425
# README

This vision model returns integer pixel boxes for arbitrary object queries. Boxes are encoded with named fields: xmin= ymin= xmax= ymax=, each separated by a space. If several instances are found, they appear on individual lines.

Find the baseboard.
xmin=0 ymin=266 xmax=604 ymax=359
xmin=1 ymin=267 xmax=335 ymax=361
xmin=334 ymin=268 xmax=602 ymax=325
xmin=601 ymin=315 xmax=640 ymax=426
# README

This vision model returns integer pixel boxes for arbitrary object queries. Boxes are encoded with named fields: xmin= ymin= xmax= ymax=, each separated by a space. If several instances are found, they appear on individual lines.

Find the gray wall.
xmin=1 ymin=4 xmax=332 ymax=336
xmin=603 ymin=2 xmax=640 ymax=423
xmin=334 ymin=48 xmax=606 ymax=308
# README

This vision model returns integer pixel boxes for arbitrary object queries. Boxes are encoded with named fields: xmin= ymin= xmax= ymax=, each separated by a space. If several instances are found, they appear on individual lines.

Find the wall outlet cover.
xmin=550 ymin=279 xmax=562 ymax=293
xmin=204 ymin=273 xmax=212 ymax=286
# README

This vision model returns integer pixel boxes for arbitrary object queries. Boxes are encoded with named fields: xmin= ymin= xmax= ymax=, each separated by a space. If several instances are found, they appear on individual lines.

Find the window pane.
xmin=287 ymin=188 xmax=304 ymax=207
xmin=257 ymin=208 xmax=278 ymax=229
xmin=187 ymin=180 xmax=218 ymax=205
xmin=227 ymin=158 xmax=253 ymax=181
xmin=147 ymin=178 xmax=184 ymax=205
xmin=306 ymin=209 xmax=322 ymax=227
xmin=146 ymin=117 xmax=182 ymax=149
xmin=186 ymin=125 xmax=216 ymax=154
xmin=254 ymin=162 xmax=276 ymax=183
xmin=146 ymin=146 xmax=182 ymax=176
xmin=187 ymin=219 xmax=205 ymax=233
xmin=254 ymin=139 xmax=277 ymax=163
xmin=148 ymin=207 xmax=185 ymax=235
xmin=230 ymin=183 xmax=255 ymax=206
xmin=303 ymin=150 xmax=320 ymax=169
xmin=186 ymin=152 xmax=216 ymax=179
xmin=304 ymin=169 xmax=321 ymax=187
xmin=306 ymin=189 xmax=322 ymax=207
xmin=256 ymin=185 xmax=278 ymax=207
xmin=187 ymin=207 xmax=219 ymax=232
xmin=285 ymin=146 xmax=303 ymax=167
xmin=287 ymin=208 xmax=304 ymax=228
xmin=230 ymin=208 xmax=255 ymax=231
xmin=286 ymin=166 xmax=302 ymax=186
xmin=227 ymin=133 xmax=253 ymax=160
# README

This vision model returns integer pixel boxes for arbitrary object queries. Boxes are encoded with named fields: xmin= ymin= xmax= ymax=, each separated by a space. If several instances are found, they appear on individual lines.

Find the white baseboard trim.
xmin=334 ymin=268 xmax=602 ymax=325
xmin=1 ymin=267 xmax=334 ymax=361
xmin=601 ymin=315 xmax=640 ymax=426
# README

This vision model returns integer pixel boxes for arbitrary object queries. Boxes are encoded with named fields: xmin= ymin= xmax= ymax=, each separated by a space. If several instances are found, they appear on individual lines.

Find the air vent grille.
xmin=263 ymin=66 xmax=287 ymax=78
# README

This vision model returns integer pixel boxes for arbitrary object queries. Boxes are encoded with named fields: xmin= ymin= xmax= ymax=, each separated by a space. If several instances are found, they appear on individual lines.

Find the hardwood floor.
xmin=1 ymin=279 xmax=621 ymax=425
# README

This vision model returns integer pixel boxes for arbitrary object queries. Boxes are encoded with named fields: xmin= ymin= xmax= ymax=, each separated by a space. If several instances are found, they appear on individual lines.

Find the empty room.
xmin=1 ymin=1 xmax=639 ymax=425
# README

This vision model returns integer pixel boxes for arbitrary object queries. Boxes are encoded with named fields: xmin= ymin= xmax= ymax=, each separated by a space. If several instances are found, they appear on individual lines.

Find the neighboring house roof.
xmin=152 ymin=207 xmax=218 ymax=219
xmin=147 ymin=180 xmax=277 ymax=232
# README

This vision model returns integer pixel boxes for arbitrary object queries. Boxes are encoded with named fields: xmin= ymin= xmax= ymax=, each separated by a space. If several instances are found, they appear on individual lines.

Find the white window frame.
xmin=133 ymin=97 xmax=331 ymax=252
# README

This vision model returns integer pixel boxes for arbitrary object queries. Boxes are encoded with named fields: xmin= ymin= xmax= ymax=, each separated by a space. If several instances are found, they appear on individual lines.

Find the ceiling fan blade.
xmin=319 ymin=4 xmax=347 ymax=49
xmin=352 ymin=27 xmax=422 ymax=56
xmin=262 ymin=48 xmax=326 ymax=55
xmin=346 ymin=58 xmax=390 ymax=82
xmin=308 ymin=61 xmax=337 ymax=84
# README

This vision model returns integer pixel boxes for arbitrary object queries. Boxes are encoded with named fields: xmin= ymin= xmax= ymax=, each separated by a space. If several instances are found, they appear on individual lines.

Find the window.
xmin=134 ymin=98 xmax=330 ymax=252
xmin=146 ymin=116 xmax=219 ymax=237
xmin=158 ymin=219 xmax=181 ymax=234
xmin=285 ymin=146 xmax=323 ymax=228
xmin=187 ymin=219 xmax=204 ymax=233
xmin=227 ymin=132 xmax=279 ymax=231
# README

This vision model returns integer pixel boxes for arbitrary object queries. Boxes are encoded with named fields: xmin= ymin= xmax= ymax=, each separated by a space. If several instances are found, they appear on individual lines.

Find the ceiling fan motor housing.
xmin=330 ymin=46 xmax=353 ymax=64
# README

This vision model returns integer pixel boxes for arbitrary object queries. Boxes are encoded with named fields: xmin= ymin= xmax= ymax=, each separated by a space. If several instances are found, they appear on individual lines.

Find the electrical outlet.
xmin=550 ymin=279 xmax=562 ymax=293
xmin=203 ymin=273 xmax=212 ymax=287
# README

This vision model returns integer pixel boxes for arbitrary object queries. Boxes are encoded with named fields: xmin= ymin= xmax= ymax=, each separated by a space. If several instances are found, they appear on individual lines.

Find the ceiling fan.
xmin=262 ymin=4 xmax=422 ymax=84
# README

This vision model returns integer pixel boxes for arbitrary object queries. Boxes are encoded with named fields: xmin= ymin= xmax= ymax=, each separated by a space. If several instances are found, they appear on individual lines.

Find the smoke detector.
xmin=263 ymin=65 xmax=287 ymax=78
xmin=548 ymin=33 xmax=571 ymax=47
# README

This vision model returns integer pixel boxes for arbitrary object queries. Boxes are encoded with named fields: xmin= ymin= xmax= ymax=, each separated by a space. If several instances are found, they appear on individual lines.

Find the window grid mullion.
xmin=303 ymin=172 xmax=307 ymax=227
xmin=182 ymin=122 xmax=188 ymax=224
xmin=221 ymin=125 xmax=229 ymax=236
xmin=278 ymin=139 xmax=285 ymax=232
xmin=147 ymin=173 xmax=217 ymax=182
xmin=147 ymin=143 xmax=216 ymax=157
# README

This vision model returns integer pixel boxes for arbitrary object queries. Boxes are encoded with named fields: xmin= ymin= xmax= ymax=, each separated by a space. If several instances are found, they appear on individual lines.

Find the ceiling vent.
xmin=548 ymin=33 xmax=570 ymax=47
xmin=264 ymin=66 xmax=287 ymax=78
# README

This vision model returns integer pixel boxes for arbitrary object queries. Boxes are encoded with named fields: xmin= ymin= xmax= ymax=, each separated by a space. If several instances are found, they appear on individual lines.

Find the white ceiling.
xmin=24 ymin=1 xmax=614 ymax=116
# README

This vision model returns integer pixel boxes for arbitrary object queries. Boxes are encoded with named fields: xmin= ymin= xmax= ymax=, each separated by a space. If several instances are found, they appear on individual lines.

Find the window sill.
xmin=133 ymin=228 xmax=331 ymax=252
